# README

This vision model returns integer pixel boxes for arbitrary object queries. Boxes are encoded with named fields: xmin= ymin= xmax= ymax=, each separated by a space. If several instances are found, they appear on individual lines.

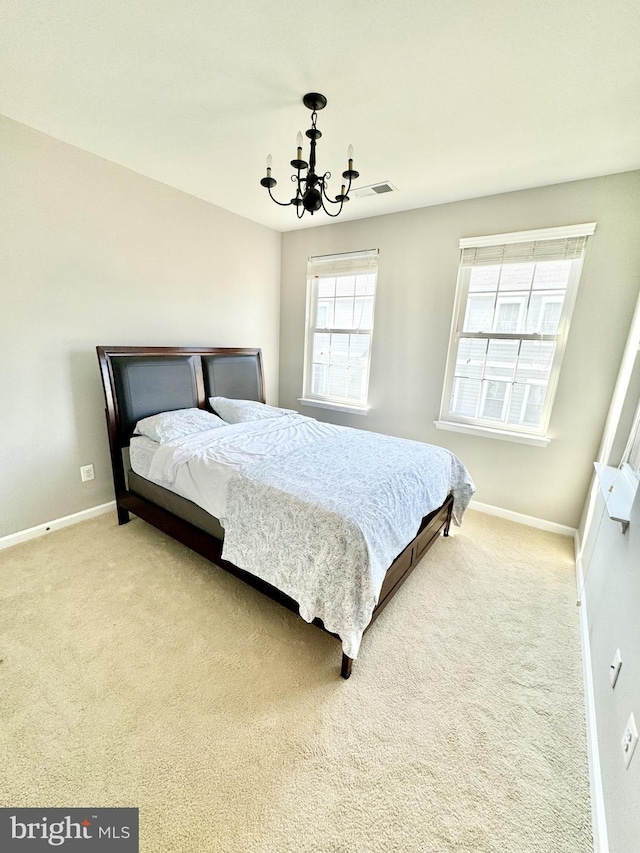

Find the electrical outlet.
xmin=610 ymin=648 xmax=622 ymax=688
xmin=621 ymin=713 xmax=638 ymax=769
xmin=80 ymin=464 xmax=95 ymax=482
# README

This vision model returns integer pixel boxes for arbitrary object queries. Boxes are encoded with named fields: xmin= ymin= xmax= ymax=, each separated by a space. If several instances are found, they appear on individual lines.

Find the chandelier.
xmin=260 ymin=93 xmax=359 ymax=218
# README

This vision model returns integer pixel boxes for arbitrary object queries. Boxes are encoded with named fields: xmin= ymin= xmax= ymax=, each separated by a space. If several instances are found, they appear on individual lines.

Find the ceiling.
xmin=2 ymin=1 xmax=639 ymax=232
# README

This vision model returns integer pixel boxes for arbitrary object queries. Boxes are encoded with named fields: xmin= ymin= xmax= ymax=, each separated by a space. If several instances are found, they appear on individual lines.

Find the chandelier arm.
xmin=319 ymin=198 xmax=345 ymax=218
xmin=267 ymin=185 xmax=294 ymax=207
xmin=320 ymin=191 xmax=344 ymax=206
xmin=319 ymin=173 xmax=341 ymax=205
xmin=319 ymin=180 xmax=348 ymax=217
xmin=320 ymin=172 xmax=354 ymax=206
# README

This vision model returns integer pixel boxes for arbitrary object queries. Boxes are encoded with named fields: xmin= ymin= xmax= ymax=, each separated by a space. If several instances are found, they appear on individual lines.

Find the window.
xmin=622 ymin=393 xmax=640 ymax=481
xmin=300 ymin=249 xmax=378 ymax=413
xmin=594 ymin=384 xmax=640 ymax=534
xmin=437 ymin=223 xmax=596 ymax=446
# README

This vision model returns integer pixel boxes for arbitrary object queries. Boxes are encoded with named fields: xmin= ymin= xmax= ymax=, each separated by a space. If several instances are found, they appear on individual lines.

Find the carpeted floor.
xmin=0 ymin=510 xmax=591 ymax=852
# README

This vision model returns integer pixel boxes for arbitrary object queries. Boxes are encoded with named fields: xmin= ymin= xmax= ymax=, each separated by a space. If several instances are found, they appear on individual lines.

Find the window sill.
xmin=593 ymin=462 xmax=638 ymax=533
xmin=298 ymin=398 xmax=369 ymax=416
xmin=434 ymin=420 xmax=550 ymax=447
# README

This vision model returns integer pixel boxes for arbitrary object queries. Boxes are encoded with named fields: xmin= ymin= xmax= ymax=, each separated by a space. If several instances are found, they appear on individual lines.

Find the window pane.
xmin=355 ymin=274 xmax=376 ymax=296
xmin=481 ymin=380 xmax=508 ymax=421
xmin=336 ymin=276 xmax=356 ymax=297
xmin=532 ymin=260 xmax=572 ymax=290
xmin=353 ymin=297 xmax=374 ymax=329
xmin=493 ymin=299 xmax=525 ymax=333
xmin=455 ymin=338 xmax=487 ymax=379
xmin=346 ymin=364 xmax=367 ymax=403
xmin=524 ymin=294 xmax=563 ymax=333
xmin=313 ymin=332 xmax=331 ymax=364
xmin=334 ymin=298 xmax=354 ymax=328
xmin=312 ymin=364 xmax=328 ymax=396
xmin=349 ymin=333 xmax=370 ymax=360
xmin=485 ymin=339 xmax=519 ymax=381
xmin=463 ymin=294 xmax=494 ymax=332
xmin=521 ymin=385 xmax=545 ymax=427
xmin=628 ymin=420 xmax=640 ymax=474
xmin=316 ymin=299 xmax=334 ymax=328
xmin=328 ymin=364 xmax=348 ymax=398
xmin=498 ymin=263 xmax=534 ymax=292
xmin=540 ymin=300 xmax=562 ymax=333
xmin=508 ymin=383 xmax=545 ymax=428
xmin=451 ymin=377 xmax=481 ymax=418
xmin=469 ymin=266 xmax=500 ymax=293
xmin=317 ymin=277 xmax=335 ymax=298
xmin=515 ymin=340 xmax=555 ymax=384
xmin=329 ymin=333 xmax=350 ymax=363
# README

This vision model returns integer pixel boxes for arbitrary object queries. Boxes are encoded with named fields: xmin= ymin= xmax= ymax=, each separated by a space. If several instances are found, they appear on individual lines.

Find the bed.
xmin=97 ymin=345 xmax=474 ymax=678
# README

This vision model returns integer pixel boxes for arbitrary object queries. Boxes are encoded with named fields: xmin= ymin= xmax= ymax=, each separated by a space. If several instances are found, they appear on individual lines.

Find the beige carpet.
xmin=0 ymin=510 xmax=591 ymax=852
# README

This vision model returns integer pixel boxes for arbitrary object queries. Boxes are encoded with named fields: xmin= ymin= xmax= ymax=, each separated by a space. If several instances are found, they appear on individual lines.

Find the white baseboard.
xmin=469 ymin=500 xmax=577 ymax=537
xmin=575 ymin=549 xmax=609 ymax=853
xmin=0 ymin=501 xmax=116 ymax=551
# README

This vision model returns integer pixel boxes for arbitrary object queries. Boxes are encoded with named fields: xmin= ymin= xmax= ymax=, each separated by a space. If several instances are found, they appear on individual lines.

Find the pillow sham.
xmin=209 ymin=397 xmax=295 ymax=424
xmin=134 ymin=408 xmax=227 ymax=444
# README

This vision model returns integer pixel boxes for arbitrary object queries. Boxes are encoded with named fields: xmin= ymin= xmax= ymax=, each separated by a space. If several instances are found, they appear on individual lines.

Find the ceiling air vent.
xmin=352 ymin=182 xmax=398 ymax=199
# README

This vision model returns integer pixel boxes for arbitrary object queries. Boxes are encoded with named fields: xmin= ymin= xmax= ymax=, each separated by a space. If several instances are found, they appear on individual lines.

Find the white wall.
xmin=0 ymin=116 xmax=281 ymax=538
xmin=580 ymin=483 xmax=640 ymax=853
xmin=279 ymin=172 xmax=640 ymax=528
xmin=577 ymin=297 xmax=640 ymax=853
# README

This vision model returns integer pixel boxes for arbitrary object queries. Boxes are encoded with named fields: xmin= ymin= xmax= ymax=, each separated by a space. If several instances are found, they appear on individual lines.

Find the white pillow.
xmin=134 ymin=408 xmax=227 ymax=443
xmin=209 ymin=397 xmax=295 ymax=424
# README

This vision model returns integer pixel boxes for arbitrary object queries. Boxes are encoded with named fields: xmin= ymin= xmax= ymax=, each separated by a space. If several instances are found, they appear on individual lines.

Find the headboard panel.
xmin=202 ymin=353 xmax=265 ymax=403
xmin=111 ymin=355 xmax=201 ymax=440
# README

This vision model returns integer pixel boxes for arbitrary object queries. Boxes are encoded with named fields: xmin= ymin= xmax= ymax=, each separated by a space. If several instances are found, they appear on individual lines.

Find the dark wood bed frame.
xmin=97 ymin=345 xmax=453 ymax=679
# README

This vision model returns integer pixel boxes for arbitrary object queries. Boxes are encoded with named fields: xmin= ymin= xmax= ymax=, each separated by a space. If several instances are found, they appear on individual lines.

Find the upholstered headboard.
xmin=97 ymin=346 xmax=265 ymax=448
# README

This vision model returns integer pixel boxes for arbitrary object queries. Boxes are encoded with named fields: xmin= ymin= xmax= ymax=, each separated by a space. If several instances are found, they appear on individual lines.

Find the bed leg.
xmin=443 ymin=503 xmax=453 ymax=537
xmin=341 ymin=654 xmax=353 ymax=679
xmin=117 ymin=505 xmax=130 ymax=525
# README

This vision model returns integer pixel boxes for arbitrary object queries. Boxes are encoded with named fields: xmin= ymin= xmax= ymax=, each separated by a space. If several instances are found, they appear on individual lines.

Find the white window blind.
xmin=302 ymin=249 xmax=379 ymax=409
xmin=438 ymin=224 xmax=595 ymax=442
xmin=460 ymin=235 xmax=588 ymax=266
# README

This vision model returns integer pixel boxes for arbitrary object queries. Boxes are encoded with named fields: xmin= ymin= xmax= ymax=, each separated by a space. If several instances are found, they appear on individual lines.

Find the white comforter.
xmin=144 ymin=414 xmax=475 ymax=658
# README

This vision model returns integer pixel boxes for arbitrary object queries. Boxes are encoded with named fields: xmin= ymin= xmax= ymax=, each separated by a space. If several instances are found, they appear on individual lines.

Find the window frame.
xmin=300 ymin=249 xmax=378 ymax=415
xmin=436 ymin=223 xmax=596 ymax=446
xmin=621 ymin=392 xmax=640 ymax=485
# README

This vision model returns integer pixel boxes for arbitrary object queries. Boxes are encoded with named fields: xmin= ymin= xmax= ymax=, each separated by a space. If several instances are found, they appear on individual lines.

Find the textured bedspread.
xmin=147 ymin=414 xmax=475 ymax=658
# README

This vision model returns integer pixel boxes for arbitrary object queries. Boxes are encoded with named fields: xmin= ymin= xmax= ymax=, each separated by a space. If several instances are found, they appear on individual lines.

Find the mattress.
xmin=129 ymin=435 xmax=159 ymax=481
xmin=129 ymin=436 xmax=225 ymax=538
xmin=127 ymin=469 xmax=225 ymax=539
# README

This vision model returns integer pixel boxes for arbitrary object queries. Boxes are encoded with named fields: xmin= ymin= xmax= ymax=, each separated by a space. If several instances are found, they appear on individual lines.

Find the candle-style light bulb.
xmin=347 ymin=144 xmax=354 ymax=170
xmin=266 ymin=154 xmax=272 ymax=177
xmin=340 ymin=184 xmax=346 ymax=197
xmin=296 ymin=131 xmax=303 ymax=160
